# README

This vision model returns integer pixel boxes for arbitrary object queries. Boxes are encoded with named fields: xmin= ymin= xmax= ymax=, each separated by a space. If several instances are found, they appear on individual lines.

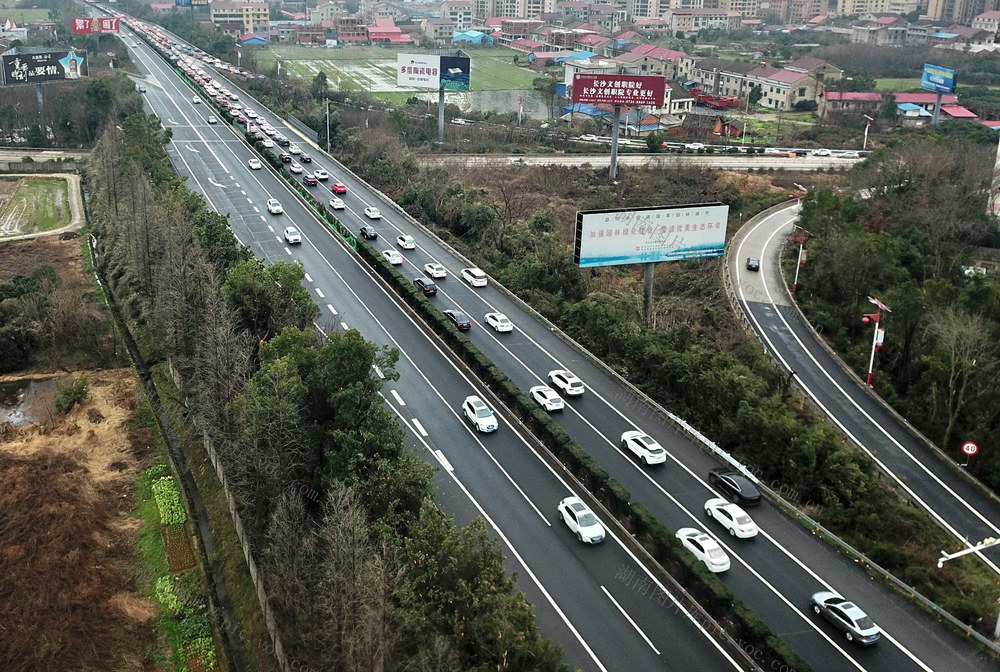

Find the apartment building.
xmin=442 ymin=0 xmax=474 ymax=30
xmin=717 ymin=0 xmax=761 ymax=18
xmin=423 ymin=17 xmax=456 ymax=43
xmin=209 ymin=1 xmax=270 ymax=35
xmin=663 ymin=8 xmax=741 ymax=33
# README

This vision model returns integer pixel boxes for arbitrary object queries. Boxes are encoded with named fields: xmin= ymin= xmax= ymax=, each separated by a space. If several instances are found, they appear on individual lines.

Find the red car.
xmin=331 ymin=182 xmax=347 ymax=194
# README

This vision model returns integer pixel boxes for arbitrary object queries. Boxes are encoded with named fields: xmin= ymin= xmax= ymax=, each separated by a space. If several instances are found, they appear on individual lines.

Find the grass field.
xmin=0 ymin=177 xmax=70 ymax=234
xmin=875 ymin=78 xmax=922 ymax=92
xmin=0 ymin=0 xmax=50 ymax=24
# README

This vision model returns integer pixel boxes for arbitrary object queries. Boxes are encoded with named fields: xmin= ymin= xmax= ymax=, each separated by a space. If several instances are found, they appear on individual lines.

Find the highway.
xmin=122 ymin=19 xmax=745 ymax=672
xmin=121 ymin=17 xmax=998 ymax=672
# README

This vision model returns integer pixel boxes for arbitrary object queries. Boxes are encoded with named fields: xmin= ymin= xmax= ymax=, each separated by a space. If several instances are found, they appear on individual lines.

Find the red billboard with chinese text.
xmin=71 ymin=17 xmax=120 ymax=34
xmin=571 ymin=74 xmax=665 ymax=107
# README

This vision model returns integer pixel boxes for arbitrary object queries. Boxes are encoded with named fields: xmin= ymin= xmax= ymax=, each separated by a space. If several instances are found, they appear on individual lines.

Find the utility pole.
xmin=325 ymin=97 xmax=330 ymax=153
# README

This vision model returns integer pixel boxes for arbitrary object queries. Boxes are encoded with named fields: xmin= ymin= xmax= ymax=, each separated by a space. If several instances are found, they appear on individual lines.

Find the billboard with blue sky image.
xmin=574 ymin=203 xmax=729 ymax=268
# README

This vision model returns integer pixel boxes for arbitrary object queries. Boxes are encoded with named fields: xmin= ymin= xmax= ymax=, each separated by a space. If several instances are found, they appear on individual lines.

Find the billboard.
xmin=175 ymin=0 xmax=192 ymax=7
xmin=71 ymin=17 xmax=120 ymax=33
xmin=396 ymin=53 xmax=470 ymax=91
xmin=920 ymin=63 xmax=957 ymax=95
xmin=572 ymin=73 xmax=666 ymax=107
xmin=574 ymin=203 xmax=729 ymax=268
xmin=1 ymin=48 xmax=88 ymax=85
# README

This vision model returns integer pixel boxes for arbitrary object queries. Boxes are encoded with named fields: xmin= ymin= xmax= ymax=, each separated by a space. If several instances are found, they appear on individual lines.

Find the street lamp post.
xmin=861 ymin=296 xmax=891 ymax=387
xmin=791 ymin=226 xmax=810 ymax=294
xmin=863 ymin=114 xmax=874 ymax=150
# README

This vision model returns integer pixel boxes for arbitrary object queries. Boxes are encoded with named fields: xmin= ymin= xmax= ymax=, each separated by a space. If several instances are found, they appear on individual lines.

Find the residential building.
xmin=210 ymin=1 xmax=270 ymax=35
xmin=423 ymin=18 xmax=456 ymax=43
xmin=563 ymin=57 xmax=623 ymax=90
xmin=926 ymin=0 xmax=1000 ymax=25
xmin=679 ymin=57 xmax=758 ymax=98
xmin=786 ymin=0 xmax=824 ymax=22
xmin=453 ymin=28 xmax=495 ymax=43
xmin=336 ymin=15 xmax=369 ymax=43
xmin=895 ymin=92 xmax=959 ymax=114
xmin=972 ymin=9 xmax=1000 ymax=36
xmin=717 ymin=0 xmax=761 ymax=18
xmin=498 ymin=18 xmax=544 ymax=43
xmin=784 ymin=56 xmax=843 ymax=84
xmin=309 ymin=2 xmax=339 ymax=23
xmin=749 ymin=67 xmax=819 ymax=110
xmin=662 ymin=8 xmax=741 ymax=33
xmin=627 ymin=0 xmax=659 ymax=20
xmin=851 ymin=17 xmax=909 ymax=44
xmin=442 ymin=1 xmax=475 ymax=30
xmin=614 ymin=45 xmax=685 ymax=78
xmin=818 ymin=91 xmax=883 ymax=119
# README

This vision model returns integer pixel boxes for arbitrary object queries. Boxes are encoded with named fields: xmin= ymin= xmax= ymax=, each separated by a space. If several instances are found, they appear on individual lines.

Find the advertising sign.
xmin=396 ymin=53 xmax=470 ymax=91
xmin=175 ymin=0 xmax=192 ymax=8
xmin=1 ymin=48 xmax=88 ymax=85
xmin=572 ymin=73 xmax=666 ymax=107
xmin=574 ymin=203 xmax=729 ymax=268
xmin=71 ymin=17 xmax=120 ymax=33
xmin=920 ymin=63 xmax=957 ymax=95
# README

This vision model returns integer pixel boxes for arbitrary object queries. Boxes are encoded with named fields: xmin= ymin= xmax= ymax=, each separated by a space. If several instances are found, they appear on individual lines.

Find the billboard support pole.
xmin=438 ymin=83 xmax=445 ymax=143
xmin=35 ymin=83 xmax=45 ymax=142
xmin=931 ymin=91 xmax=942 ymax=125
xmin=609 ymin=105 xmax=621 ymax=180
xmin=643 ymin=262 xmax=655 ymax=327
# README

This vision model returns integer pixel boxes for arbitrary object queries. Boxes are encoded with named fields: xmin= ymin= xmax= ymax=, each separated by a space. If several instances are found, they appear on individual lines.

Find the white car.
xmin=245 ymin=109 xmax=257 ymax=118
xmin=557 ymin=496 xmax=605 ymax=544
xmin=313 ymin=168 xmax=329 ymax=180
xmin=289 ymin=162 xmax=303 ymax=174
xmin=485 ymin=312 xmax=513 ymax=332
xmin=548 ymin=369 xmax=585 ymax=396
xmin=262 ymin=138 xmax=274 ymax=148
xmin=192 ymin=95 xmax=201 ymax=104
xmin=675 ymin=528 xmax=730 ymax=573
xmin=461 ymin=267 xmax=487 ymax=287
xmin=207 ymin=115 xmax=218 ymax=124
xmin=282 ymin=226 xmax=301 ymax=244
xmin=462 ymin=395 xmax=498 ymax=433
xmin=396 ymin=235 xmax=416 ymax=250
xmin=579 ymin=134 xmax=598 ymax=141
xmin=266 ymin=198 xmax=283 ymax=215
xmin=840 ymin=150 xmax=861 ymax=159
xmin=620 ymin=431 xmax=667 ymax=465
xmin=705 ymin=498 xmax=758 ymax=538
xmin=381 ymin=249 xmax=403 ymax=265
xmin=248 ymin=158 xmax=262 ymax=170
xmin=289 ymin=145 xmax=301 ymax=154
xmin=684 ymin=142 xmax=705 ymax=150
xmin=364 ymin=206 xmax=382 ymax=219
xmin=423 ymin=262 xmax=447 ymax=278
xmin=530 ymin=386 xmax=564 ymax=412
xmin=328 ymin=196 xmax=345 ymax=209
xmin=812 ymin=148 xmax=831 ymax=156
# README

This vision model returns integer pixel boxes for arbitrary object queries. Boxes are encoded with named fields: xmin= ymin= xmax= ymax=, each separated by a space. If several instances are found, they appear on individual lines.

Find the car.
xmin=289 ymin=145 xmax=301 ymax=154
xmin=303 ymin=174 xmax=318 ymax=186
xmin=684 ymin=142 xmax=705 ymax=150
xmin=579 ymin=134 xmax=598 ymax=141
xmin=413 ymin=277 xmax=437 ymax=296
xmin=262 ymin=138 xmax=274 ymax=148
xmin=254 ymin=132 xmax=266 ymax=142
xmin=277 ymin=136 xmax=291 ymax=147
xmin=138 ymin=84 xmax=147 ymax=93
xmin=266 ymin=198 xmax=283 ymax=215
xmin=328 ymin=196 xmax=345 ymax=209
xmin=462 ymin=395 xmax=497 ymax=432
xmin=248 ymin=158 xmax=262 ymax=170
xmin=359 ymin=225 xmax=377 ymax=240
xmin=282 ymin=226 xmax=301 ymax=244
xmin=530 ymin=386 xmax=564 ymax=412
xmin=396 ymin=235 xmax=416 ymax=250
xmin=484 ymin=312 xmax=514 ymax=332
xmin=557 ymin=496 xmax=605 ymax=544
xmin=236 ymin=116 xmax=247 ymax=124
xmin=299 ymin=154 xmax=312 ymax=163
xmin=812 ymin=148 xmax=832 ymax=156
xmin=840 ymin=150 xmax=861 ymax=159
xmin=461 ymin=267 xmax=487 ymax=287
xmin=381 ymin=249 xmax=403 ymax=265
xmin=313 ymin=168 xmax=329 ymax=180
xmin=207 ymin=114 xmax=218 ymax=124
xmin=746 ymin=257 xmax=760 ymax=272
xmin=289 ymin=162 xmax=303 ymax=174
xmin=245 ymin=109 xmax=257 ymax=118
xmin=675 ymin=528 xmax=730 ymax=573
xmin=279 ymin=153 xmax=292 ymax=163
xmin=620 ymin=431 xmax=667 ymax=465
xmin=423 ymin=262 xmax=447 ymax=279
xmin=708 ymin=467 xmax=762 ymax=506
xmin=364 ymin=206 xmax=382 ymax=219
xmin=192 ymin=95 xmax=201 ymax=104
xmin=330 ymin=182 xmax=347 ymax=194
xmin=451 ymin=118 xmax=468 ymax=125
xmin=548 ymin=369 xmax=585 ymax=396
xmin=810 ymin=592 xmax=880 ymax=645
xmin=705 ymin=498 xmax=758 ymax=538
xmin=763 ymin=147 xmax=783 ymax=156
xmin=443 ymin=309 xmax=472 ymax=331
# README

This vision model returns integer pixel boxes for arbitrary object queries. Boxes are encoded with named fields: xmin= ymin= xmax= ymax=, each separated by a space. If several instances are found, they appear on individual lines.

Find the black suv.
xmin=413 ymin=277 xmax=437 ymax=296
xmin=303 ymin=174 xmax=318 ymax=186
xmin=708 ymin=468 xmax=761 ymax=506
xmin=280 ymin=153 xmax=292 ymax=163
xmin=443 ymin=309 xmax=472 ymax=331
xmin=299 ymin=154 xmax=312 ymax=163
xmin=359 ymin=225 xmax=377 ymax=240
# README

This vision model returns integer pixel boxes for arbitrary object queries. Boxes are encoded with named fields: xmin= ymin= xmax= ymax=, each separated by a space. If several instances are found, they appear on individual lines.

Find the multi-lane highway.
xmin=120 ymin=16 xmax=998 ymax=672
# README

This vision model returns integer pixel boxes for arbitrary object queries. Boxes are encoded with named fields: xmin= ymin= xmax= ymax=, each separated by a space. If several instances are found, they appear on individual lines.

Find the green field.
xmin=875 ymin=78 xmax=922 ymax=92
xmin=0 ymin=177 xmax=71 ymax=234
xmin=0 ymin=0 xmax=50 ymax=24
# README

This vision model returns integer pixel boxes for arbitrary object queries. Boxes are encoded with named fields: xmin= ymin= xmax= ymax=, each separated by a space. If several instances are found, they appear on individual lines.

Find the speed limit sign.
xmin=962 ymin=442 xmax=979 ymax=456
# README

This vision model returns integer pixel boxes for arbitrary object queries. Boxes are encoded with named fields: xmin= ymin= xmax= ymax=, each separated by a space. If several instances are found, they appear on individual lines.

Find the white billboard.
xmin=396 ymin=53 xmax=470 ymax=90
xmin=574 ymin=203 xmax=729 ymax=268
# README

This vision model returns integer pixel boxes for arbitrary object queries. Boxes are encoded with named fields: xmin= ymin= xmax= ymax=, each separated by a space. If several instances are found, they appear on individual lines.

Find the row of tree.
xmin=86 ymin=114 xmax=570 ymax=671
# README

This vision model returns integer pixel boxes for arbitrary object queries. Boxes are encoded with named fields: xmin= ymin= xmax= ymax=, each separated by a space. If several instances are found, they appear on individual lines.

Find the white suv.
xmin=462 ymin=395 xmax=498 ymax=433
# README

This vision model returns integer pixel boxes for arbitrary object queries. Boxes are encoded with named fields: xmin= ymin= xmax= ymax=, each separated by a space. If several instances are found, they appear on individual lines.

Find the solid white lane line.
xmin=434 ymin=450 xmax=454 ymax=472
xmin=601 ymin=586 xmax=660 ymax=655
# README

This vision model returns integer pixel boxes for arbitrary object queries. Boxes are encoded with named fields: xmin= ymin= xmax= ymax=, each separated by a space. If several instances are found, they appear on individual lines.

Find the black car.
xmin=443 ymin=309 xmax=472 ymax=331
xmin=277 ymin=136 xmax=291 ymax=147
xmin=299 ymin=154 xmax=312 ymax=163
xmin=303 ymin=174 xmax=318 ymax=186
xmin=280 ymin=153 xmax=292 ymax=163
xmin=413 ymin=277 xmax=437 ymax=297
xmin=359 ymin=225 xmax=378 ymax=240
xmin=746 ymin=257 xmax=760 ymax=272
xmin=708 ymin=467 xmax=761 ymax=506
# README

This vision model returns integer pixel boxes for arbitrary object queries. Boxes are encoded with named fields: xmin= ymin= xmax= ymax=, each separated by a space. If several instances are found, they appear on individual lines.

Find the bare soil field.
xmin=0 ymin=234 xmax=164 ymax=672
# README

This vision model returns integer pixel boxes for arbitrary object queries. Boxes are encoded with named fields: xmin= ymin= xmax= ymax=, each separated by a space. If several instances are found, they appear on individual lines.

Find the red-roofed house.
xmin=574 ymin=33 xmax=612 ymax=51
xmin=940 ymin=104 xmax=977 ymax=119
xmin=895 ymin=92 xmax=959 ymax=114
xmin=634 ymin=18 xmax=671 ymax=36
xmin=819 ymin=91 xmax=883 ymax=119
xmin=615 ymin=46 xmax=685 ymax=79
xmin=511 ymin=37 xmax=546 ymax=51
xmin=981 ymin=119 xmax=1000 ymax=130
xmin=746 ymin=67 xmax=820 ymax=110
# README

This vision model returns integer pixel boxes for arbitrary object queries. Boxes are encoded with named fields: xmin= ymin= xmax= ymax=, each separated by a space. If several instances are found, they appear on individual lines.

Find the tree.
xmin=221 ymin=259 xmax=320 ymax=340
xmin=311 ymin=70 xmax=329 ymax=100
xmin=748 ymin=84 xmax=763 ymax=109
xmin=532 ymin=76 xmax=559 ymax=120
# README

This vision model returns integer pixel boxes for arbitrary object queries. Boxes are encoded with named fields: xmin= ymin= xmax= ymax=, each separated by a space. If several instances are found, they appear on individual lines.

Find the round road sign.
xmin=962 ymin=442 xmax=979 ymax=456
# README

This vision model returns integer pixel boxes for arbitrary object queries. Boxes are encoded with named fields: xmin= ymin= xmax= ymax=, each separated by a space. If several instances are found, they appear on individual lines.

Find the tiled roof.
xmin=895 ymin=92 xmax=959 ymax=104
xmin=824 ymin=92 xmax=882 ymax=102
